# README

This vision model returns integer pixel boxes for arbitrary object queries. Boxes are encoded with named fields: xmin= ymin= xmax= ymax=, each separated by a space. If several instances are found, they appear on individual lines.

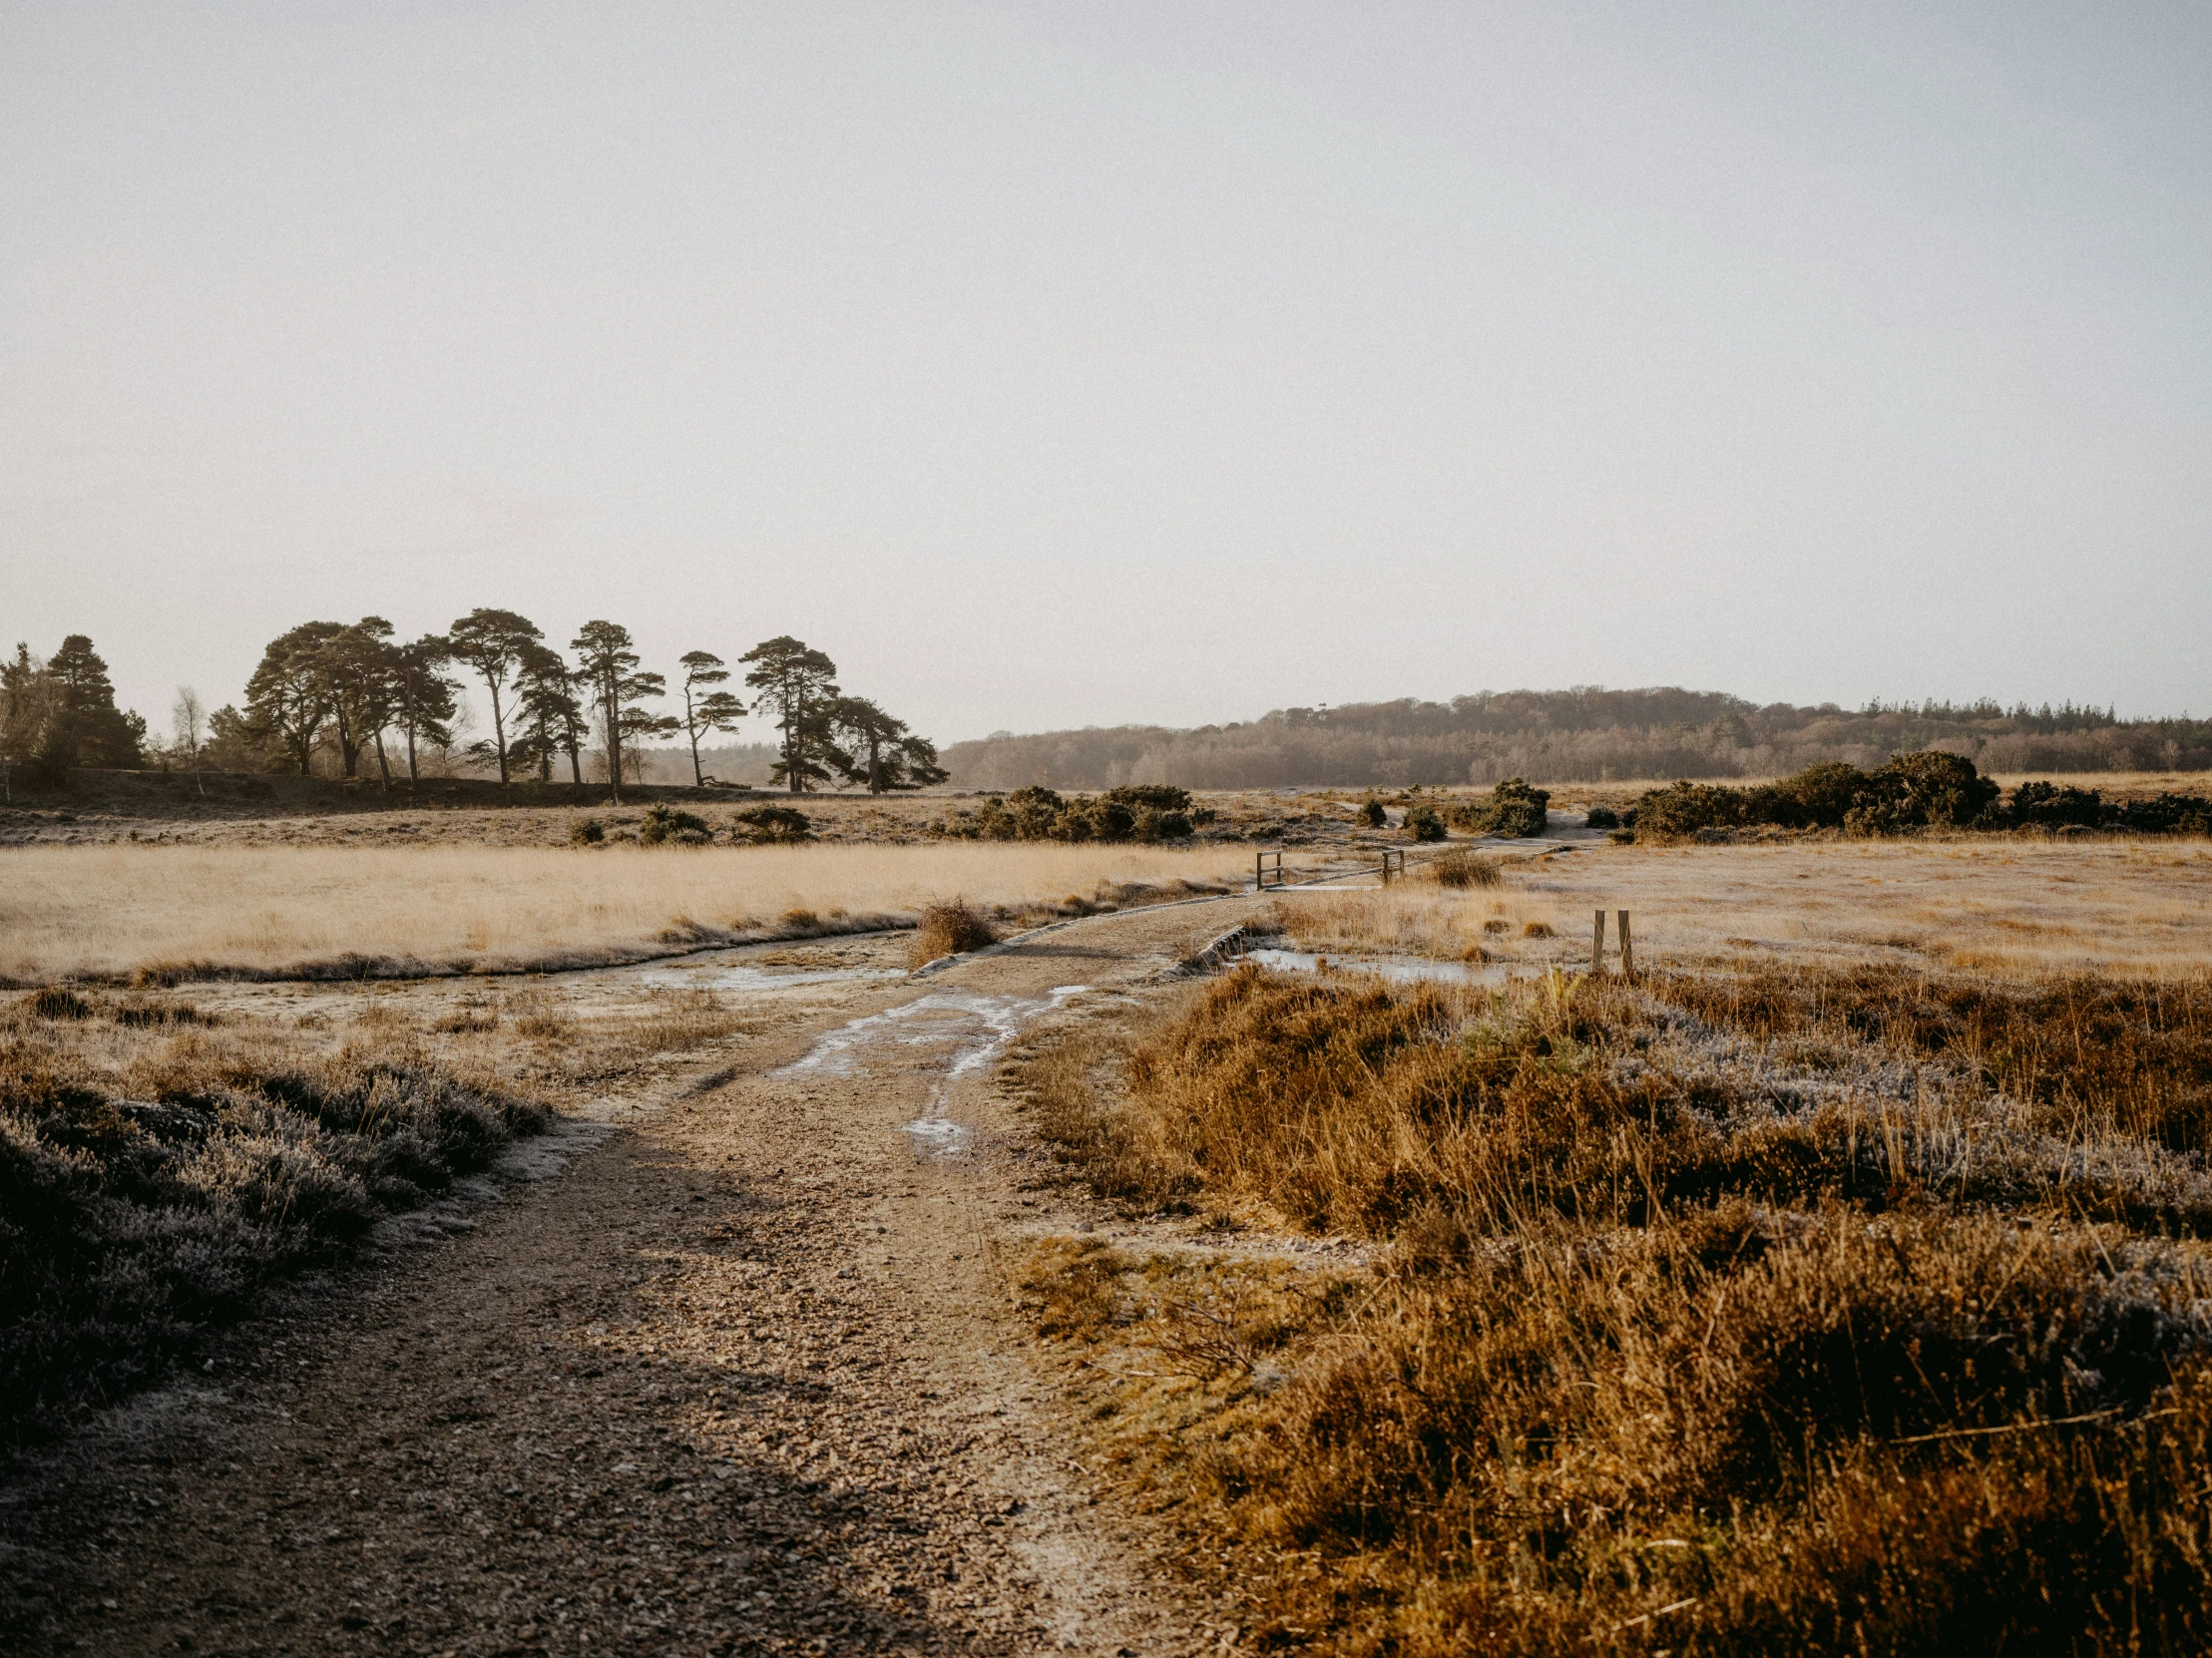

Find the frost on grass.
xmin=1015 ymin=959 xmax=2212 ymax=1656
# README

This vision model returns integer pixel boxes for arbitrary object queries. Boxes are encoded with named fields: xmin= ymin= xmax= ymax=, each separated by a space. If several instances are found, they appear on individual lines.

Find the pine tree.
xmin=447 ymin=609 xmax=543 ymax=785
xmin=676 ymin=651 xmax=747 ymax=786
xmin=741 ymin=636 xmax=840 ymax=794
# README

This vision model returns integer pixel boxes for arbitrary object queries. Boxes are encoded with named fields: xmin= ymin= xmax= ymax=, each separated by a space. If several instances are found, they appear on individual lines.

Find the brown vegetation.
xmin=1013 ymin=957 xmax=2212 ymax=1653
xmin=909 ymin=900 xmax=1000 ymax=967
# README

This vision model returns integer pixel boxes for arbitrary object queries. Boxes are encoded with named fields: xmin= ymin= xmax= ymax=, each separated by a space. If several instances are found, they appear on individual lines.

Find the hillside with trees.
xmin=941 ymin=689 xmax=2212 ymax=790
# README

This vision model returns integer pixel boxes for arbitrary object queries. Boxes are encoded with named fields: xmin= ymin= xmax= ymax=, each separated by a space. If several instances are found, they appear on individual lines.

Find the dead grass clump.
xmin=1428 ymin=849 xmax=1503 ymax=889
xmin=1521 ymin=919 xmax=1554 ymax=938
xmin=910 ymin=899 xmax=999 ymax=967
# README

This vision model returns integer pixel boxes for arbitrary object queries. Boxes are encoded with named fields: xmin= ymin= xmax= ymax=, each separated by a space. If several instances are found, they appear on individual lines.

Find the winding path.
xmin=6 ymin=901 xmax=1264 ymax=1657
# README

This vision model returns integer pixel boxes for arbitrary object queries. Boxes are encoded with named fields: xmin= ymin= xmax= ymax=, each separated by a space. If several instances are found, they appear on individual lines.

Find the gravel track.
xmin=3 ymin=902 xmax=1262 ymax=1657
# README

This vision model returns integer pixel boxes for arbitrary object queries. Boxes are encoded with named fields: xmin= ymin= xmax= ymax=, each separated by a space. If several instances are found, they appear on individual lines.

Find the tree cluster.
xmin=222 ymin=619 xmax=943 ymax=797
xmin=1 ymin=636 xmax=146 ymax=785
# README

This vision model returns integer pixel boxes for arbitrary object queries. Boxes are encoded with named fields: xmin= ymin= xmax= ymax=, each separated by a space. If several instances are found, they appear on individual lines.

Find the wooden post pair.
xmin=1592 ymin=910 xmax=1634 ymax=976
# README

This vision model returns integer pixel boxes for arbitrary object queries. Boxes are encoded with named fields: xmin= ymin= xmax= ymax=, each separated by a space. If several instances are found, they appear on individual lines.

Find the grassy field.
xmin=1280 ymin=837 xmax=2212 ymax=978
xmin=0 ymin=842 xmax=1256 ymax=985
xmin=1012 ymin=840 xmax=2212 ymax=1655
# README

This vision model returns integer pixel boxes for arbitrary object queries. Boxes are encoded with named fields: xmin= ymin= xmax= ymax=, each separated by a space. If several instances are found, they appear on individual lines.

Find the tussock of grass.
xmin=1018 ymin=961 xmax=2212 ymax=1653
xmin=1427 ymin=849 xmax=1503 ymax=889
xmin=910 ymin=900 xmax=999 ymax=967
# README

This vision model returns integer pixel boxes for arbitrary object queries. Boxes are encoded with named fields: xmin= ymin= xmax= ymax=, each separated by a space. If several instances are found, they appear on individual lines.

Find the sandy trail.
xmin=4 ymin=902 xmax=1262 ymax=1657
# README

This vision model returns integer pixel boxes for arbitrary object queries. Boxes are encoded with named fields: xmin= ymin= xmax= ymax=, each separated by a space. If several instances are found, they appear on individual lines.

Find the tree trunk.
xmin=372 ymin=728 xmax=391 ymax=788
xmin=486 ymin=680 xmax=509 ymax=785
xmin=566 ymin=739 xmax=582 ymax=785
xmin=405 ymin=723 xmax=420 ymax=783
xmin=604 ymin=669 xmax=622 ymax=805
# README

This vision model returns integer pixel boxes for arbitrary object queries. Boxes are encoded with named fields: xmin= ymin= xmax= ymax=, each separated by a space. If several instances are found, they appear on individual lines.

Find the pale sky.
xmin=4 ymin=2 xmax=2208 ymax=745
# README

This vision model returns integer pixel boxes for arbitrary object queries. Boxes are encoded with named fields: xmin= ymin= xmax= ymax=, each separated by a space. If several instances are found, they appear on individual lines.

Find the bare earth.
xmin=3 ymin=902 xmax=1266 ymax=1657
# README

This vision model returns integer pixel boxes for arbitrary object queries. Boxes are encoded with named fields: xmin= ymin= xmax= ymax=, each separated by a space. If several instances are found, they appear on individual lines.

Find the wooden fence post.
xmin=1592 ymin=909 xmax=1607 ymax=973
xmin=1617 ymin=910 xmax=1633 ymax=978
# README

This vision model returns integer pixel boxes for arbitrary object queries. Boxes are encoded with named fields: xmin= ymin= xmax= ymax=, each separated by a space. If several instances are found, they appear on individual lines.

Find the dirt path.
xmin=4 ymin=902 xmax=1262 ymax=1657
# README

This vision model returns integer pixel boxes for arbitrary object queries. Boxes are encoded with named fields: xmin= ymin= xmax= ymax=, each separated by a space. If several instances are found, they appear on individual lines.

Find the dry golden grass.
xmin=0 ymin=842 xmax=1253 ymax=985
xmin=1272 ymin=838 xmax=2212 ymax=978
xmin=1015 ymin=961 xmax=2212 ymax=1655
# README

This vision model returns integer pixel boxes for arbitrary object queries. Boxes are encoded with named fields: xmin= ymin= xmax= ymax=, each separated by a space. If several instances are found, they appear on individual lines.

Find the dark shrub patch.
xmin=730 ymin=805 xmax=813 ymax=843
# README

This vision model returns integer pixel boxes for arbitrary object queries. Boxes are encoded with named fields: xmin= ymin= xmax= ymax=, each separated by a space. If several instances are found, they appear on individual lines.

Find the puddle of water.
xmin=625 ymin=957 xmax=905 ymax=993
xmin=1240 ymin=948 xmax=1533 ymax=988
xmin=777 ymin=986 xmax=1092 ymax=1156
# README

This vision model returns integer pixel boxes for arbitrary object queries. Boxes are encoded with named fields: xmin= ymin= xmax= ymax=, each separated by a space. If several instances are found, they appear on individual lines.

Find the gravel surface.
xmin=1 ymin=903 xmax=1266 ymax=1657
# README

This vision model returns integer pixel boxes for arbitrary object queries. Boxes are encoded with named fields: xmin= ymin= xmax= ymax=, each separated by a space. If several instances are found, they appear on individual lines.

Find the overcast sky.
xmin=4 ymin=2 xmax=2208 ymax=744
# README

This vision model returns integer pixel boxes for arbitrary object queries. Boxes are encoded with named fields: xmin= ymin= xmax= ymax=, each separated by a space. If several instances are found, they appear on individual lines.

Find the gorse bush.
xmin=1403 ymin=804 xmax=1448 ymax=841
xmin=637 ymin=802 xmax=713 ymax=846
xmin=729 ymin=804 xmax=813 ymax=843
xmin=1020 ymin=960 xmax=2212 ymax=1654
xmin=937 ymin=785 xmax=1194 ymax=844
xmin=0 ymin=991 xmax=550 ymax=1442
xmin=568 ymin=815 xmax=605 ymax=846
xmin=1448 ymin=775 xmax=1549 ymax=837
xmin=1628 ymin=754 xmax=2212 ymax=840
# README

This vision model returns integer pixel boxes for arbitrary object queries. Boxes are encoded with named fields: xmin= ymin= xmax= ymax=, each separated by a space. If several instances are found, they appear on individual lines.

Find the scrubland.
xmin=1011 ymin=842 xmax=2212 ymax=1654
xmin=0 ymin=842 xmax=1253 ymax=985
xmin=1278 ymin=837 xmax=2212 ymax=978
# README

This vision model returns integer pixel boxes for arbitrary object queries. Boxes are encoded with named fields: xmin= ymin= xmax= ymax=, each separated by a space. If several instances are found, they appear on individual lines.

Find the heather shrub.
xmin=0 ymin=1013 xmax=549 ymax=1442
xmin=1018 ymin=959 xmax=2212 ymax=1655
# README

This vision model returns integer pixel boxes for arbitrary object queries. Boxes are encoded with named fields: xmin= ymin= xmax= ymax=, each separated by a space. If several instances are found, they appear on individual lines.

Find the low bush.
xmin=910 ymin=899 xmax=998 ymax=967
xmin=568 ymin=815 xmax=606 ymax=846
xmin=637 ymin=803 xmax=714 ymax=846
xmin=1629 ymin=756 xmax=2212 ymax=841
xmin=1403 ymin=805 xmax=1448 ymax=842
xmin=729 ymin=804 xmax=813 ymax=844
xmin=1582 ymin=804 xmax=1619 ymax=829
xmin=1449 ymin=776 xmax=1549 ymax=838
xmin=939 ymin=787 xmax=1195 ymax=843
xmin=1357 ymin=797 xmax=1388 ymax=828
xmin=1105 ymin=784 xmax=1192 ymax=814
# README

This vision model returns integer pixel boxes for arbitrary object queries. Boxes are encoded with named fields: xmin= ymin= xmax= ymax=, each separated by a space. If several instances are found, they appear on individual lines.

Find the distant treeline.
xmin=2 ymin=622 xmax=943 ymax=798
xmin=941 ymin=689 xmax=2212 ymax=789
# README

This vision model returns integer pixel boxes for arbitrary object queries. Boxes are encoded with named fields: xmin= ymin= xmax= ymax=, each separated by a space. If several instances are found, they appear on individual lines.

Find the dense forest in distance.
xmin=943 ymin=688 xmax=2212 ymax=790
